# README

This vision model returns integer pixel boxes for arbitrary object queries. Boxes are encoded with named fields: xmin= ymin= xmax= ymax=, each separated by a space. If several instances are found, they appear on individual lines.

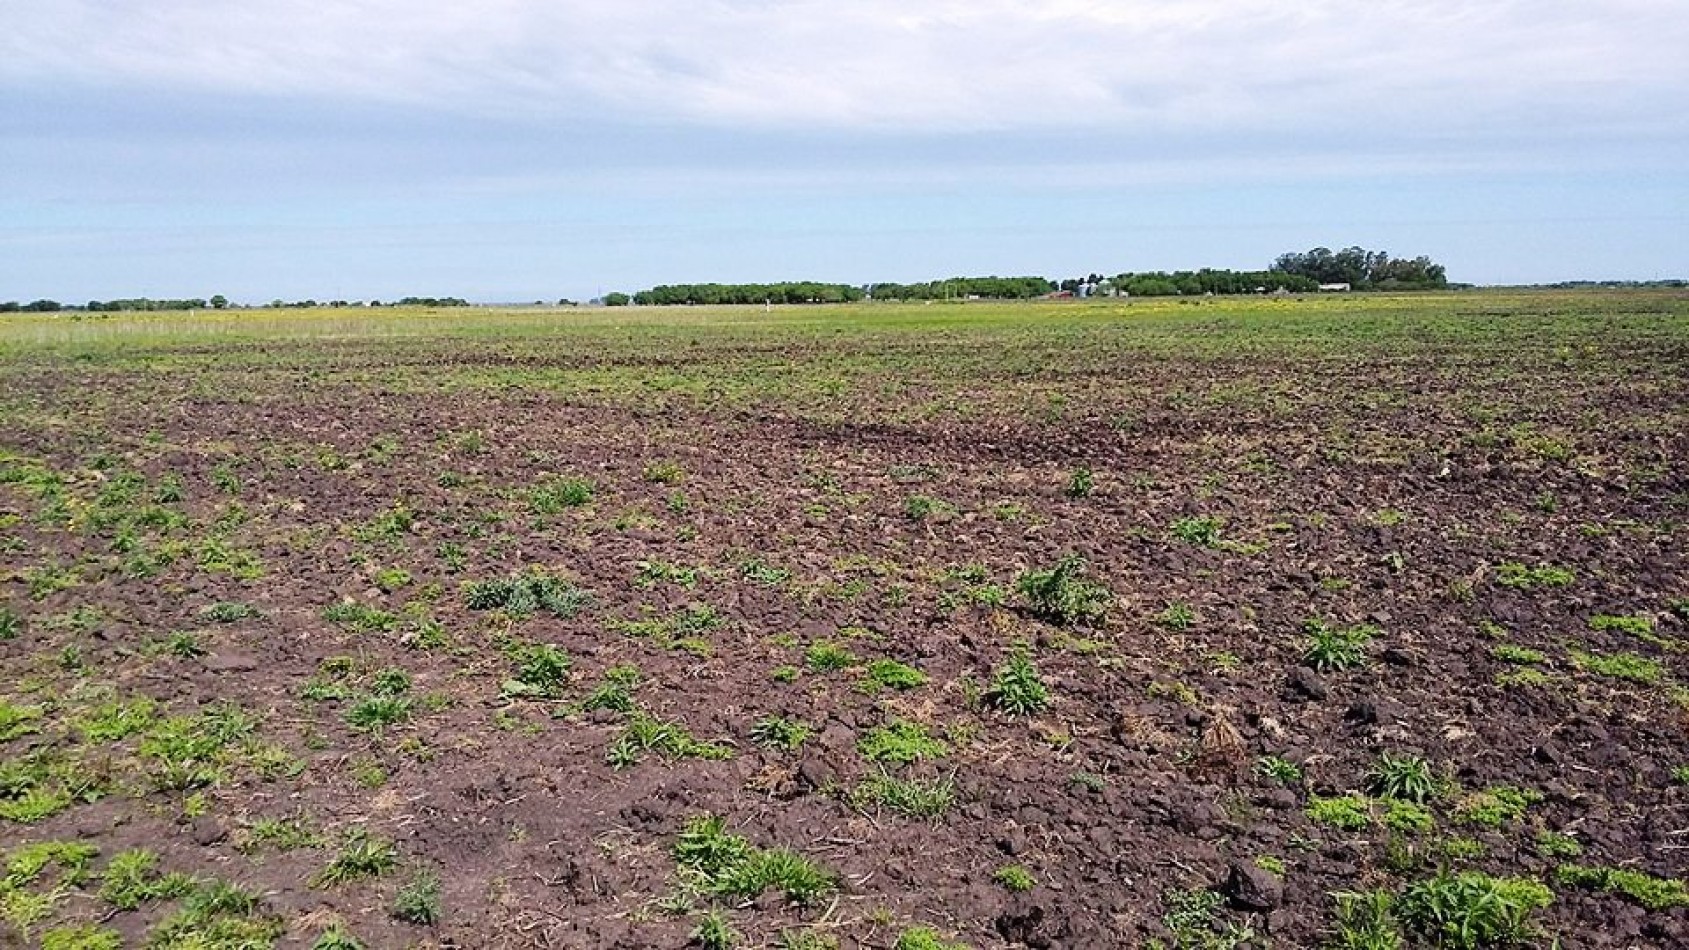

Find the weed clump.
xmin=852 ymin=771 xmax=957 ymax=819
xmin=1016 ymin=554 xmax=1110 ymax=626
xmin=463 ymin=570 xmax=590 ymax=619
xmin=311 ymin=832 xmax=398 ymax=887
xmin=1555 ymin=865 xmax=1689 ymax=910
xmin=1367 ymin=753 xmax=1441 ymax=804
xmin=985 ymin=647 xmax=1050 ymax=715
xmin=1397 ymin=871 xmax=1551 ymax=948
xmin=1303 ymin=619 xmax=1378 ymax=671
xmin=673 ymin=814 xmax=837 ymax=905
xmin=392 ymin=868 xmax=442 ymax=924
xmin=858 ymin=720 xmax=948 ymax=764
xmin=606 ymin=714 xmax=733 ymax=769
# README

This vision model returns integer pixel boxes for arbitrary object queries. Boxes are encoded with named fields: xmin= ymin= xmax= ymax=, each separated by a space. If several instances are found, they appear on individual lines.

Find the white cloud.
xmin=3 ymin=1 xmax=1686 ymax=134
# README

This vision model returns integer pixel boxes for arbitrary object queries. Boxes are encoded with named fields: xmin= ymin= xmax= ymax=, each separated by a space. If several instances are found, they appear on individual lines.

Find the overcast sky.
xmin=3 ymin=1 xmax=1686 ymax=302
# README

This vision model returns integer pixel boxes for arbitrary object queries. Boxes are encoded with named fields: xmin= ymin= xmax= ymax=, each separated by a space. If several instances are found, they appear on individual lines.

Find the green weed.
xmin=1303 ymin=619 xmax=1377 ymax=671
xmin=1397 ymin=871 xmax=1551 ymax=949
xmin=986 ymin=647 xmax=1050 ymax=715
xmin=1016 ymin=554 xmax=1110 ymax=626
xmin=749 ymin=717 xmax=811 ymax=751
xmin=859 ymin=720 xmax=948 ymax=764
xmin=861 ymin=658 xmax=927 ymax=693
xmin=392 ymin=868 xmax=442 ymax=924
xmin=852 ymin=771 xmax=957 ymax=819
xmin=311 ymin=832 xmax=398 ymax=887
xmin=1554 ymin=865 xmax=1689 ymax=910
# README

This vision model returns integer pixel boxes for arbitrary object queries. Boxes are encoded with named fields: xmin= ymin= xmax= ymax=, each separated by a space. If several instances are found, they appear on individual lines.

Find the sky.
xmin=2 ymin=1 xmax=1686 ymax=303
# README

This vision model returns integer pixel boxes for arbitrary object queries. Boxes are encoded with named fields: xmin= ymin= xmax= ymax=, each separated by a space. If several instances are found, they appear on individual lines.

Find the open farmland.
xmin=1 ymin=290 xmax=1687 ymax=949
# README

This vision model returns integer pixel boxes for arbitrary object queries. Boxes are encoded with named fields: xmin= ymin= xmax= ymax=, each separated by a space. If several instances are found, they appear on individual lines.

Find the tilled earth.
xmin=1 ymin=298 xmax=1687 ymax=948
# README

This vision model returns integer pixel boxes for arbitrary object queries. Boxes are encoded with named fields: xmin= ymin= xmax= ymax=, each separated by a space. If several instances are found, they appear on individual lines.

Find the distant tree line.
xmin=867 ymin=276 xmax=1055 ymax=300
xmin=1271 ymin=246 xmax=1448 ymax=290
xmin=632 ymin=283 xmax=867 ymax=306
xmin=85 ymin=297 xmax=210 ymax=312
xmin=1093 ymin=270 xmax=1318 ymax=297
xmin=1 ymin=247 xmax=1463 ymax=316
xmin=1541 ymin=279 xmax=1685 ymax=289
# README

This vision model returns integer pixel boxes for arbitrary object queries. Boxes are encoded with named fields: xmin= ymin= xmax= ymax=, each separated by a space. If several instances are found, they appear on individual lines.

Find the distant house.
xmin=1318 ymin=282 xmax=1352 ymax=292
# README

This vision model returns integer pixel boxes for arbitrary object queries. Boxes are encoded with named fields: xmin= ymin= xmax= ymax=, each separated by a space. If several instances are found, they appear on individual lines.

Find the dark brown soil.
xmin=1 ymin=300 xmax=1687 ymax=948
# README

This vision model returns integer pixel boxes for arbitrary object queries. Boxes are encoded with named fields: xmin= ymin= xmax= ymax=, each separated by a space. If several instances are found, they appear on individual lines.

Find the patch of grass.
xmin=1256 ymin=755 xmax=1303 ymax=784
xmin=859 ymin=720 xmax=948 ymax=764
xmin=0 ymin=607 xmax=20 ymax=640
xmin=1368 ymin=752 xmax=1442 ymax=804
xmin=1494 ymin=562 xmax=1574 ymax=590
xmin=738 ymin=558 xmax=791 ymax=586
xmin=345 ymin=694 xmax=413 ymax=732
xmin=1307 ymin=794 xmax=1372 ymax=831
xmin=985 ymin=646 xmax=1050 ymax=714
xmin=606 ymin=714 xmax=733 ymax=769
xmin=777 ymin=929 xmax=840 ymax=950
xmin=200 ymin=601 xmax=260 ymax=623
xmin=392 ymin=868 xmax=442 ymax=924
xmin=1170 ymin=516 xmax=1223 ymax=547
xmin=322 ymin=600 xmax=398 ymax=634
xmin=1382 ymin=800 xmax=1435 ymax=835
xmin=311 ymin=832 xmax=398 ymax=887
xmin=1330 ymin=889 xmax=1402 ymax=950
xmin=804 ymin=640 xmax=857 ymax=672
xmin=138 ymin=704 xmax=257 ymax=790
xmin=1066 ymin=466 xmax=1094 ymax=498
xmin=240 ymin=817 xmax=319 ymax=853
xmin=1568 ymin=649 xmax=1663 ymax=684
xmin=5 ymin=840 xmax=99 ymax=892
xmin=1588 ymin=614 xmax=1654 ymax=637
xmin=1440 ymin=837 xmax=1488 ymax=861
xmin=852 ymin=771 xmax=957 ymax=819
xmin=1555 ymin=864 xmax=1689 ymax=910
xmin=146 ymin=879 xmax=285 ymax=947
xmin=749 ymin=716 xmax=811 ymax=751
xmin=904 ymin=495 xmax=956 ymax=520
xmin=993 ymin=864 xmax=1036 ymax=892
xmin=373 ymin=567 xmax=411 ymax=593
xmin=1016 ymin=554 xmax=1110 ymax=626
xmin=529 ymin=476 xmax=594 ymax=514
xmin=1156 ymin=601 xmax=1197 ymax=630
xmin=1490 ymin=644 xmax=1545 ymax=664
xmin=98 ymin=849 xmax=195 ymax=910
xmin=1533 ymin=831 xmax=1582 ymax=859
xmin=692 ymin=909 xmax=736 ymax=949
xmin=673 ymin=814 xmax=838 ymax=906
xmin=581 ymin=667 xmax=640 ymax=714
xmin=894 ymin=927 xmax=970 ymax=950
xmin=644 ymin=461 xmax=685 ymax=483
xmin=860 ymin=658 xmax=927 ymax=693
xmin=1495 ymin=667 xmax=1551 ymax=688
xmin=1452 ymin=786 xmax=1541 ymax=829
xmin=463 ymin=570 xmax=591 ymax=619
xmin=501 ymin=641 xmax=572 ymax=699
xmin=40 ymin=924 xmax=124 ymax=950
xmin=311 ymin=927 xmax=366 ymax=950
xmin=1397 ymin=871 xmax=1552 ymax=949
xmin=635 ymin=559 xmax=701 ymax=589
xmin=1161 ymin=886 xmax=1255 ymax=947
xmin=1303 ymin=619 xmax=1378 ymax=671
xmin=0 ymin=701 xmax=44 ymax=744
